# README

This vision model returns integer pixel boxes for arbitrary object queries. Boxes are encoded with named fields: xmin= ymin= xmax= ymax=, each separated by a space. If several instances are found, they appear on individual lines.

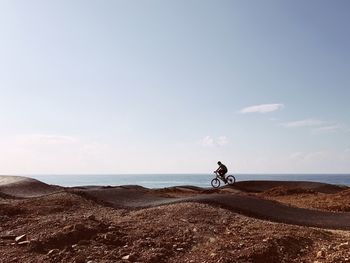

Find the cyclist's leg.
xmin=219 ymin=171 xmax=227 ymax=183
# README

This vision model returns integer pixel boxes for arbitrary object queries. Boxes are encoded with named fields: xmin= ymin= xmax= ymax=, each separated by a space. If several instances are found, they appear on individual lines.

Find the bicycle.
xmin=211 ymin=171 xmax=236 ymax=188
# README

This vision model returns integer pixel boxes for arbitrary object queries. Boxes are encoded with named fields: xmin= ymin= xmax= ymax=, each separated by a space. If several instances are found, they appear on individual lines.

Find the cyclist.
xmin=214 ymin=161 xmax=228 ymax=183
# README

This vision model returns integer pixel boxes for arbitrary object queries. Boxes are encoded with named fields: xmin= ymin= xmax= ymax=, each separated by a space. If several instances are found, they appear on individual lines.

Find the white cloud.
xmin=282 ymin=119 xmax=345 ymax=134
xmin=217 ymin=136 xmax=228 ymax=146
xmin=200 ymin=136 xmax=215 ymax=147
xmin=200 ymin=136 xmax=229 ymax=147
xmin=282 ymin=119 xmax=324 ymax=128
xmin=239 ymin=103 xmax=284 ymax=114
xmin=312 ymin=125 xmax=341 ymax=133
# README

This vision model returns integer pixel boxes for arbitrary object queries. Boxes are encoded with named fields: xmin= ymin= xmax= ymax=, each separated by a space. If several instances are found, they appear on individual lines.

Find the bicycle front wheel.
xmin=226 ymin=175 xmax=236 ymax=185
xmin=211 ymin=178 xmax=220 ymax=188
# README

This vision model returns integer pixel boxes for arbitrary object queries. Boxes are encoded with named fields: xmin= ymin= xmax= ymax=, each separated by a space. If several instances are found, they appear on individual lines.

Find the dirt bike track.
xmin=1 ymin=175 xmax=350 ymax=230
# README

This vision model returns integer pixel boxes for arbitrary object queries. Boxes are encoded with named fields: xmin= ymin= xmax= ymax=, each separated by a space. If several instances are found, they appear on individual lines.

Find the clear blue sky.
xmin=0 ymin=0 xmax=349 ymax=174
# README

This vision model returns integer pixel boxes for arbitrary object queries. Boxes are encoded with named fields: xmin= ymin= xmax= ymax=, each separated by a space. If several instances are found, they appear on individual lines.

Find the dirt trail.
xmin=73 ymin=184 xmax=350 ymax=230
xmin=1 ymin=176 xmax=350 ymax=230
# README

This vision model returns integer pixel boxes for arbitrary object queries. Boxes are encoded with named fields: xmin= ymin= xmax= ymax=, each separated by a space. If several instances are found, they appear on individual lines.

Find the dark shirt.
xmin=219 ymin=164 xmax=228 ymax=173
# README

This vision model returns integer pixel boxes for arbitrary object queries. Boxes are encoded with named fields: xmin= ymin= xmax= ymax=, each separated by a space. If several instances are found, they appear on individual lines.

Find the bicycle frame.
xmin=214 ymin=171 xmax=226 ymax=182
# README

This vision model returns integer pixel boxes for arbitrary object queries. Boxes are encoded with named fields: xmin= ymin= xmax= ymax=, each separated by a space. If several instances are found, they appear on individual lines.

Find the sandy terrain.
xmin=1 ymin=176 xmax=350 ymax=262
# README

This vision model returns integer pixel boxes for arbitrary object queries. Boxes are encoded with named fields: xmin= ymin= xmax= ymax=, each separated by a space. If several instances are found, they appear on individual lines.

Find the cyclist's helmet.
xmin=217 ymin=161 xmax=222 ymax=165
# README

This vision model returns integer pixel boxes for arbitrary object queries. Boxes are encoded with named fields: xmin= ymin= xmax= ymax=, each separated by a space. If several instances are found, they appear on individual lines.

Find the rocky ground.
xmin=259 ymin=186 xmax=350 ymax=212
xmin=1 ymin=188 xmax=350 ymax=263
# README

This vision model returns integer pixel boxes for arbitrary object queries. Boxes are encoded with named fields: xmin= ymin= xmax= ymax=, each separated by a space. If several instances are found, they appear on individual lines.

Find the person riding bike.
xmin=214 ymin=161 xmax=228 ymax=183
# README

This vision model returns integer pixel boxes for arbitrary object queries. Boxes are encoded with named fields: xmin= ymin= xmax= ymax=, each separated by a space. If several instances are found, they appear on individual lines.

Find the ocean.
xmin=29 ymin=174 xmax=350 ymax=188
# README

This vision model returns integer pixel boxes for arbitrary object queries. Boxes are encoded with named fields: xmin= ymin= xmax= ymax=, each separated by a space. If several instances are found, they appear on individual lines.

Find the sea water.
xmin=29 ymin=174 xmax=350 ymax=188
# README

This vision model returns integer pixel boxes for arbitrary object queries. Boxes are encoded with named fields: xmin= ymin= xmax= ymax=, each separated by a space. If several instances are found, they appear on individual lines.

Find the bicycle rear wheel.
xmin=211 ymin=178 xmax=220 ymax=188
xmin=226 ymin=175 xmax=236 ymax=185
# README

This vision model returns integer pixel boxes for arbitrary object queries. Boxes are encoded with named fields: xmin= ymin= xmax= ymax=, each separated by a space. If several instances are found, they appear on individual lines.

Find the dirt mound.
xmin=2 ymin=176 xmax=350 ymax=231
xmin=68 ymin=185 xmax=350 ymax=230
xmin=0 ymin=176 xmax=61 ymax=198
xmin=22 ymin=192 xmax=90 ymax=216
xmin=319 ymin=190 xmax=350 ymax=212
xmin=263 ymin=187 xmax=350 ymax=212
xmin=0 ymin=191 xmax=16 ymax=199
xmin=155 ymin=186 xmax=201 ymax=197
xmin=261 ymin=186 xmax=316 ymax=196
xmin=235 ymin=180 xmax=347 ymax=194
xmin=2 ymin=191 xmax=350 ymax=263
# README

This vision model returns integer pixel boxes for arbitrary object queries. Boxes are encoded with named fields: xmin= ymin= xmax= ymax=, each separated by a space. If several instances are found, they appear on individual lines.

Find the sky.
xmin=0 ymin=0 xmax=349 ymax=174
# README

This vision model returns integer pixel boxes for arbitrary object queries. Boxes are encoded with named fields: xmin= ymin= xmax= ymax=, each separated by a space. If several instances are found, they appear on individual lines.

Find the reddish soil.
xmin=1 ymin=176 xmax=350 ymax=262
xmin=259 ymin=186 xmax=350 ymax=212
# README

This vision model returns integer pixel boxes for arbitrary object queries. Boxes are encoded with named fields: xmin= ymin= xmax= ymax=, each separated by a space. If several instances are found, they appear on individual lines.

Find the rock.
xmin=15 ymin=234 xmax=26 ymax=243
xmin=339 ymin=242 xmax=350 ymax=249
xmin=47 ymin=249 xmax=59 ymax=256
xmin=210 ymin=253 xmax=217 ymax=257
xmin=328 ymin=244 xmax=336 ymax=250
xmin=17 ymin=241 xmax=30 ymax=246
xmin=63 ymin=225 xmax=73 ymax=231
xmin=121 ymin=254 xmax=136 ymax=261
xmin=316 ymin=250 xmax=325 ymax=258
xmin=102 ymin=232 xmax=125 ymax=246
xmin=209 ymin=237 xmax=216 ymax=243
xmin=104 ymin=233 xmax=114 ymax=240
